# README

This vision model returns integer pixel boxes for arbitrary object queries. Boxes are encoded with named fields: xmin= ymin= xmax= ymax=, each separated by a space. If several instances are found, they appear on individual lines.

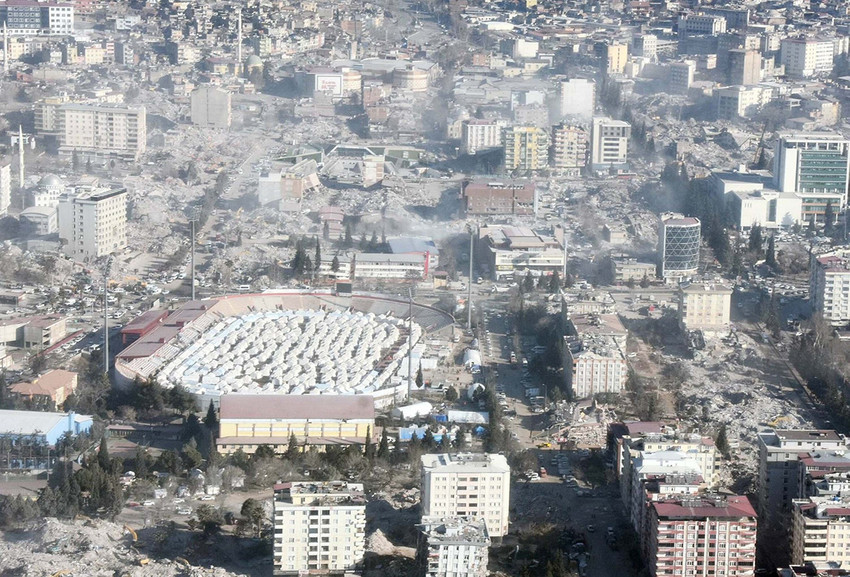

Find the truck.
xmin=447 ymin=281 xmax=466 ymax=291
xmin=525 ymin=387 xmax=541 ymax=397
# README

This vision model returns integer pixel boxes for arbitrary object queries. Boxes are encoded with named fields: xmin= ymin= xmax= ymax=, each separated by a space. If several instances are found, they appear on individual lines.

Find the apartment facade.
xmin=217 ymin=394 xmax=374 ymax=454
xmin=461 ymin=120 xmax=504 ymax=155
xmin=421 ymin=453 xmax=511 ymax=538
xmin=810 ymin=250 xmax=850 ymax=325
xmin=353 ymin=253 xmax=428 ymax=280
xmin=677 ymin=14 xmax=727 ymax=35
xmin=57 ymin=188 xmax=127 ymax=259
xmin=0 ymin=1 xmax=74 ymax=35
xmin=781 ymin=39 xmax=835 ymax=78
xmin=479 ymin=225 xmax=564 ymax=281
xmin=417 ymin=516 xmax=490 ymax=577
xmin=557 ymin=78 xmax=595 ymax=121
xmin=190 ymin=86 xmax=231 ymax=129
xmin=758 ymin=429 xmax=847 ymax=567
xmin=792 ymin=498 xmax=850 ymax=565
xmin=590 ymin=117 xmax=630 ymax=172
xmin=551 ymin=123 xmax=588 ymax=175
xmin=273 ymin=481 xmax=366 ymax=576
xmin=503 ymin=126 xmax=549 ymax=171
xmin=678 ymin=283 xmax=733 ymax=330
xmin=36 ymin=101 xmax=146 ymax=160
xmin=647 ymin=495 xmax=757 ymax=577
xmin=463 ymin=179 xmax=535 ymax=216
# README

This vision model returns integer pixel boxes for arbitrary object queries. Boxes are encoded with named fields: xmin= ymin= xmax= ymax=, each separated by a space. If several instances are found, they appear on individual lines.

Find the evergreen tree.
xmin=522 ymin=271 xmax=535 ymax=293
xmin=715 ymin=424 xmax=730 ymax=458
xmin=639 ymin=274 xmax=650 ymax=288
xmin=204 ymin=400 xmax=218 ymax=431
xmin=364 ymin=426 xmax=375 ymax=461
xmin=343 ymin=223 xmax=353 ymax=248
xmin=766 ymin=235 xmax=777 ymax=268
xmin=331 ymin=255 xmax=340 ymax=273
xmin=808 ymin=216 xmax=817 ymax=236
xmin=314 ymin=237 xmax=321 ymax=272
xmin=97 ymin=437 xmax=110 ymax=471
xmin=548 ymin=270 xmax=560 ymax=294
xmin=292 ymin=239 xmax=307 ymax=276
xmin=748 ymin=224 xmax=763 ymax=254
xmin=359 ymin=232 xmax=368 ymax=250
xmin=303 ymin=256 xmax=312 ymax=275
xmin=415 ymin=364 xmax=423 ymax=389
xmin=323 ymin=220 xmax=330 ymax=241
xmin=825 ymin=200 xmax=835 ymax=235
xmin=537 ymin=274 xmax=546 ymax=290
xmin=454 ymin=428 xmax=466 ymax=450
xmin=286 ymin=433 xmax=299 ymax=459
xmin=422 ymin=428 xmax=436 ymax=450
xmin=445 ymin=386 xmax=459 ymax=402
xmin=369 ymin=231 xmax=379 ymax=251
xmin=377 ymin=428 xmax=390 ymax=459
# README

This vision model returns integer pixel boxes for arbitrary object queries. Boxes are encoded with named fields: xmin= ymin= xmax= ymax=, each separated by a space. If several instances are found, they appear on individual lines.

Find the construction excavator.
xmin=123 ymin=525 xmax=137 ymax=542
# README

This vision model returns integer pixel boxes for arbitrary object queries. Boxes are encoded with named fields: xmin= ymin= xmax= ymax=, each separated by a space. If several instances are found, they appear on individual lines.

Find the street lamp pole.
xmin=102 ymin=257 xmax=112 ymax=377
xmin=190 ymin=218 xmax=196 ymax=301
xmin=467 ymin=225 xmax=474 ymax=330
xmin=408 ymin=287 xmax=414 ymax=400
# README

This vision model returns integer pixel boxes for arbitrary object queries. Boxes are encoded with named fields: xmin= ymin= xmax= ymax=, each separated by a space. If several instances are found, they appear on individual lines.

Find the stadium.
xmin=115 ymin=291 xmax=455 ymax=409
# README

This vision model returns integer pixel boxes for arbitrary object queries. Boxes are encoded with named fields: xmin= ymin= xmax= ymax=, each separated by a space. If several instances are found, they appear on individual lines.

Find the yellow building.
xmin=678 ymin=282 xmax=733 ymax=331
xmin=216 ymin=394 xmax=375 ymax=454
xmin=503 ymin=126 xmax=550 ymax=171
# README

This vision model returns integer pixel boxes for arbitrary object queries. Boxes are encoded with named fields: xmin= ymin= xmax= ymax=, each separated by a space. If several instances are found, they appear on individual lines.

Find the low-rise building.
xmin=0 ymin=409 xmax=92 ymax=446
xmin=417 ymin=516 xmax=490 ymax=577
xmin=273 ymin=481 xmax=366 ymax=575
xmin=257 ymin=160 xmax=320 ymax=212
xmin=562 ymin=314 xmax=628 ymax=399
xmin=22 ymin=315 xmax=66 ymax=350
xmin=217 ymin=394 xmax=375 ymax=454
xmin=611 ymin=256 xmax=656 ymax=284
xmin=479 ymin=225 xmax=564 ymax=281
xmin=421 ymin=453 xmax=511 ymax=538
xmin=190 ymin=86 xmax=231 ymax=129
xmin=353 ymin=253 xmax=428 ymax=280
xmin=678 ymin=282 xmax=733 ymax=331
xmin=11 ymin=369 xmax=78 ymax=407
xmin=20 ymin=206 xmax=58 ymax=235
xmin=647 ymin=495 xmax=757 ymax=577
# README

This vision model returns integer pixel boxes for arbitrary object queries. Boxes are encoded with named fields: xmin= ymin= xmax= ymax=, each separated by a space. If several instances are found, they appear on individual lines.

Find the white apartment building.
xmin=564 ymin=341 xmax=626 ymax=398
xmin=418 ymin=516 xmax=490 ymax=577
xmin=479 ymin=225 xmax=565 ymax=280
xmin=36 ymin=101 xmax=146 ymax=160
xmin=0 ymin=160 xmax=9 ymax=216
xmin=590 ymin=117 xmax=630 ymax=172
xmin=557 ymin=78 xmax=595 ymax=121
xmin=353 ymin=253 xmax=427 ymax=280
xmin=781 ymin=38 xmax=835 ymax=78
xmin=421 ymin=453 xmax=511 ymax=538
xmin=716 ymin=85 xmax=773 ymax=119
xmin=677 ymin=14 xmax=727 ymax=35
xmin=810 ymin=250 xmax=850 ymax=325
xmin=792 ymin=497 xmax=850 ymax=565
xmin=551 ymin=123 xmax=588 ymax=175
xmin=273 ymin=481 xmax=366 ymax=575
xmin=1 ymin=2 xmax=74 ymax=35
xmin=57 ymin=188 xmax=127 ymax=259
xmin=461 ymin=120 xmax=503 ymax=154
xmin=678 ymin=282 xmax=733 ymax=330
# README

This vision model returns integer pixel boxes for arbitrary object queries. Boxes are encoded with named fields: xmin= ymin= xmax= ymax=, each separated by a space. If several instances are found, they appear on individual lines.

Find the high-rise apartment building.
xmin=647 ymin=495 xmax=757 ymax=577
xmin=503 ymin=126 xmax=549 ymax=171
xmin=810 ymin=250 xmax=850 ymax=326
xmin=461 ymin=120 xmax=503 ymax=155
xmin=658 ymin=214 xmax=700 ymax=282
xmin=781 ymin=38 xmax=835 ymax=78
xmin=773 ymin=133 xmax=849 ymax=223
xmin=792 ymin=497 xmax=850 ymax=565
xmin=597 ymin=42 xmax=628 ymax=74
xmin=590 ymin=117 xmax=630 ymax=172
xmin=36 ymin=101 xmax=146 ymax=160
xmin=190 ymin=86 xmax=231 ymax=129
xmin=417 ymin=516 xmax=490 ymax=577
xmin=728 ymin=49 xmax=762 ymax=85
xmin=273 ymin=481 xmax=366 ymax=576
xmin=557 ymin=79 xmax=595 ymax=121
xmin=57 ymin=188 xmax=127 ymax=259
xmin=421 ymin=453 xmax=511 ymax=538
xmin=0 ymin=160 xmax=10 ymax=216
xmin=758 ymin=430 xmax=847 ymax=567
xmin=551 ymin=123 xmax=588 ymax=175
xmin=0 ymin=1 xmax=74 ymax=35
